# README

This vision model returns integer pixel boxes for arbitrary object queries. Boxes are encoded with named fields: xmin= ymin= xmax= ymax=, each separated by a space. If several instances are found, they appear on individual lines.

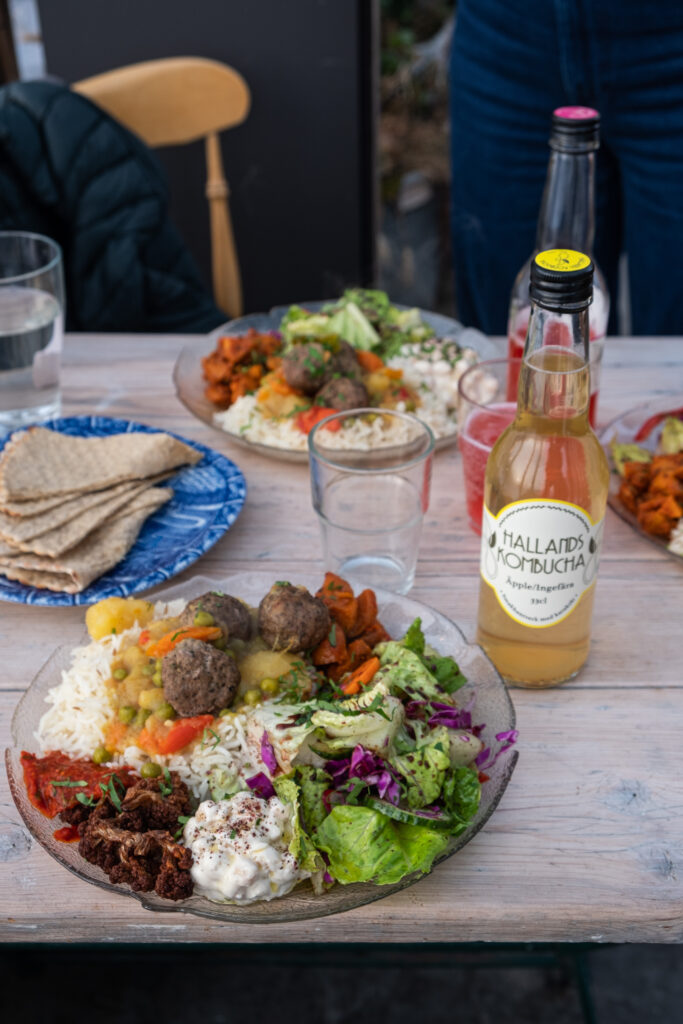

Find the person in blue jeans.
xmin=449 ymin=0 xmax=683 ymax=335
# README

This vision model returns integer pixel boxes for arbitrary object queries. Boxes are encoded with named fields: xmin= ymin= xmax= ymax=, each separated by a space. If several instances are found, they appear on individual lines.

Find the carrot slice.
xmin=339 ymin=656 xmax=381 ymax=697
xmin=356 ymin=350 xmax=384 ymax=372
xmin=153 ymin=715 xmax=214 ymax=755
xmin=145 ymin=626 xmax=222 ymax=659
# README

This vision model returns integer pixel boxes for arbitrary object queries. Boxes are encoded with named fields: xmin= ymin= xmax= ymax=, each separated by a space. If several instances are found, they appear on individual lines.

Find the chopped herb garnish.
xmin=111 ymin=628 xmax=117 ymax=634
xmin=202 ymin=727 xmax=221 ymax=751
xmin=255 ymin=818 xmax=262 ymax=827
xmin=329 ymin=623 xmax=337 ymax=646
xmin=75 ymin=793 xmax=96 ymax=807
xmin=101 ymin=774 xmax=125 ymax=812
xmin=50 ymin=779 xmax=88 ymax=788
xmin=230 ymin=829 xmax=237 ymax=840
xmin=159 ymin=767 xmax=173 ymax=797
xmin=274 ymin=581 xmax=290 ymax=587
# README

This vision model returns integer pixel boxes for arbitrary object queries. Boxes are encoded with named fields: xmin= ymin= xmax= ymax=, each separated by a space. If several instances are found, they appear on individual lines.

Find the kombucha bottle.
xmin=477 ymin=249 xmax=609 ymax=687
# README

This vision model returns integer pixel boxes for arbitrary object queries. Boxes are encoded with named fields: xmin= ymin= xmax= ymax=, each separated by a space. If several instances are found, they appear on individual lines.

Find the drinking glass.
xmin=308 ymin=409 xmax=434 ymax=594
xmin=0 ymin=231 xmax=65 ymax=431
xmin=457 ymin=358 xmax=520 ymax=535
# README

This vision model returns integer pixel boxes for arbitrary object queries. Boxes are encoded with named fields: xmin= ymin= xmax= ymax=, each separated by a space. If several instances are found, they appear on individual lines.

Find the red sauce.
xmin=21 ymin=750 xmax=136 ymax=819
xmin=53 ymin=825 xmax=80 ymax=843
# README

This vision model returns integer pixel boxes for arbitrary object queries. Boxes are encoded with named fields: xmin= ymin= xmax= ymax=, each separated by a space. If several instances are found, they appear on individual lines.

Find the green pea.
xmin=193 ymin=610 xmax=215 ymax=627
xmin=152 ymin=670 xmax=163 ymax=687
xmin=155 ymin=659 xmax=163 ymax=672
xmin=92 ymin=745 xmax=112 ymax=765
xmin=141 ymin=663 xmax=155 ymax=677
xmin=213 ymin=637 xmax=228 ymax=652
xmin=134 ymin=708 xmax=152 ymax=728
xmin=140 ymin=761 xmax=162 ymax=779
xmin=154 ymin=701 xmax=176 ymax=722
xmin=260 ymin=677 xmax=279 ymax=695
xmin=118 ymin=705 xmax=136 ymax=725
xmin=112 ymin=667 xmax=128 ymax=681
xmin=243 ymin=688 xmax=262 ymax=706
xmin=219 ymin=708 xmax=233 ymax=718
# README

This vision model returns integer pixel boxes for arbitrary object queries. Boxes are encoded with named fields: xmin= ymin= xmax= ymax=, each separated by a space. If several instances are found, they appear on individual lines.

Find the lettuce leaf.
xmin=314 ymin=804 xmax=449 ymax=885
xmin=273 ymin=776 xmax=325 ymax=875
xmin=402 ymin=617 xmax=425 ymax=656
xmin=441 ymin=766 xmax=481 ymax=825
xmin=325 ymin=303 xmax=380 ymax=351
xmin=295 ymin=765 xmax=331 ymax=832
xmin=391 ymin=728 xmax=451 ymax=809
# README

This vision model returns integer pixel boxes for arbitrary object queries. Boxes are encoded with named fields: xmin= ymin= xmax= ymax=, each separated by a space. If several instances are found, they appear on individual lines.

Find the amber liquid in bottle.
xmin=476 ymin=303 xmax=609 ymax=687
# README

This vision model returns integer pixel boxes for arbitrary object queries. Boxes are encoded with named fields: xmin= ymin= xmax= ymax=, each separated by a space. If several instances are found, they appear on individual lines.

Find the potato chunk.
xmin=86 ymin=597 xmax=154 ymax=640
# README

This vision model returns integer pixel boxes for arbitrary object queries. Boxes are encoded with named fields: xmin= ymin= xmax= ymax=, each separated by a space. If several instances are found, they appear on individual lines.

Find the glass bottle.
xmin=477 ymin=249 xmax=609 ymax=688
xmin=507 ymin=107 xmax=609 ymax=425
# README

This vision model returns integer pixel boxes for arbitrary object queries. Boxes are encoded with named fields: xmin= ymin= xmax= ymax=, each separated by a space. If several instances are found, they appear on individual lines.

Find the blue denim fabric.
xmin=450 ymin=0 xmax=683 ymax=335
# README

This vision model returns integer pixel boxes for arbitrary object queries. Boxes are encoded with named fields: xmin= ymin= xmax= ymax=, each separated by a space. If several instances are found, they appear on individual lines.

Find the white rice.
xmin=213 ymin=344 xmax=484 ymax=450
xmin=36 ymin=597 xmax=256 ymax=803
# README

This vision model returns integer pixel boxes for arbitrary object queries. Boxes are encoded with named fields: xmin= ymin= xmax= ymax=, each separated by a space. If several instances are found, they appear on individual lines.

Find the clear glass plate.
xmin=598 ymin=392 xmax=683 ymax=563
xmin=174 ymin=304 xmax=497 ymax=464
xmin=5 ymin=571 xmax=518 ymax=923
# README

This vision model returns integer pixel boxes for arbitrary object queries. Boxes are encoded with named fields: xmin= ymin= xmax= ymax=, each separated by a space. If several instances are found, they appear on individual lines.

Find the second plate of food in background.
xmin=174 ymin=293 xmax=497 ymax=463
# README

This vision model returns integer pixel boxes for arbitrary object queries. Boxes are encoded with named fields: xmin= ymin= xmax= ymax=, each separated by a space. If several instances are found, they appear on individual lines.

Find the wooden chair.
xmin=74 ymin=57 xmax=250 ymax=318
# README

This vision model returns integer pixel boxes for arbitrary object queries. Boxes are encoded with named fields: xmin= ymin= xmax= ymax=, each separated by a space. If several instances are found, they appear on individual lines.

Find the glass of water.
xmin=0 ymin=231 xmax=65 ymax=432
xmin=308 ymin=409 xmax=434 ymax=594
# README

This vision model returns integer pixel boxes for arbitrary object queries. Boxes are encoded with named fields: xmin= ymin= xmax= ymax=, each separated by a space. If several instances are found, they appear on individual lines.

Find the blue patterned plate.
xmin=0 ymin=416 xmax=246 ymax=606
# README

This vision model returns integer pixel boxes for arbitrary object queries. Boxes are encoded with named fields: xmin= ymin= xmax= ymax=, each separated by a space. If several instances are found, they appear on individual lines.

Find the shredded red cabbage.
xmin=260 ymin=731 xmax=278 ymax=774
xmin=246 ymin=772 xmax=276 ymax=799
xmin=324 ymin=744 xmax=402 ymax=806
xmin=475 ymin=729 xmax=519 ymax=770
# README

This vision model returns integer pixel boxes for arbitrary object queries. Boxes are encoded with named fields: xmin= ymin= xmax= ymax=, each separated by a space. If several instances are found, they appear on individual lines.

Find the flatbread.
xmin=0 ymin=487 xmax=172 ymax=593
xmin=0 ymin=473 xmax=170 ymax=548
xmin=0 ymin=428 xmax=201 ymax=501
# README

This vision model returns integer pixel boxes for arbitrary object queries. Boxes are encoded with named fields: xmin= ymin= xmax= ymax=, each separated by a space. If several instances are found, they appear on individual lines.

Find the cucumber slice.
xmin=364 ymin=796 xmax=454 ymax=831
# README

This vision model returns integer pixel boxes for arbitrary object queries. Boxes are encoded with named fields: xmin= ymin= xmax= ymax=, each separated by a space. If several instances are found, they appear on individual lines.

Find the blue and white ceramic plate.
xmin=0 ymin=416 xmax=246 ymax=606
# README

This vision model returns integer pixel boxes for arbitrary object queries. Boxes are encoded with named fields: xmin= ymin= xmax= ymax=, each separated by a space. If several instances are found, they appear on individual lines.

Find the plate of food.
xmin=174 ymin=289 xmax=497 ymax=462
xmin=600 ymin=395 xmax=683 ymax=560
xmin=6 ymin=571 xmax=518 ymax=922
xmin=0 ymin=416 xmax=246 ymax=605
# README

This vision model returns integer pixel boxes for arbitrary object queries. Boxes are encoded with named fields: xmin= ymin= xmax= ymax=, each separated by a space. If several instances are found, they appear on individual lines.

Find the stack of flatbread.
xmin=0 ymin=427 xmax=202 ymax=593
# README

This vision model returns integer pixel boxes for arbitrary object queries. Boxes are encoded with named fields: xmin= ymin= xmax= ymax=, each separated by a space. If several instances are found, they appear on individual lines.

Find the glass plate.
xmin=598 ymin=392 xmax=683 ymax=562
xmin=0 ymin=417 xmax=247 ymax=606
xmin=174 ymin=304 xmax=497 ymax=464
xmin=6 ymin=571 xmax=518 ymax=923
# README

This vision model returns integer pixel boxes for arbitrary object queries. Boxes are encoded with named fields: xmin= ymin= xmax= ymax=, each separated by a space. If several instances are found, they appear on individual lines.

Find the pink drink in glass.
xmin=459 ymin=402 xmax=517 ymax=534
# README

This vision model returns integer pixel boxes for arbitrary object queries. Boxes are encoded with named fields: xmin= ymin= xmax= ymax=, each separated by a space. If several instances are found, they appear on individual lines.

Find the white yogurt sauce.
xmin=183 ymin=791 xmax=307 ymax=904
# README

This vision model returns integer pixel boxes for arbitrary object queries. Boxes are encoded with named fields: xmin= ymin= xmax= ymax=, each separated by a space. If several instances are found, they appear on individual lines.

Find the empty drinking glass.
xmin=308 ymin=409 xmax=434 ymax=594
xmin=0 ymin=231 xmax=65 ymax=431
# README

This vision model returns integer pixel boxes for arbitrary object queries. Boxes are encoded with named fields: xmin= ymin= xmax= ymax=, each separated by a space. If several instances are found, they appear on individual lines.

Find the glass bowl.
xmin=173 ymin=304 xmax=497 ymax=463
xmin=6 ymin=571 xmax=518 ymax=923
xmin=598 ymin=392 xmax=683 ymax=563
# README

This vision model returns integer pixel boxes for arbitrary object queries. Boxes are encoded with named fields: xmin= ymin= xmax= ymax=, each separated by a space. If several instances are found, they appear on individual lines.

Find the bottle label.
xmin=480 ymin=500 xmax=604 ymax=629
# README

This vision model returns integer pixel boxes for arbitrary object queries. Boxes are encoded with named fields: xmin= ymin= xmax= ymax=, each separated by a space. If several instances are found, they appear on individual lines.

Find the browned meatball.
xmin=162 ymin=638 xmax=241 ymax=716
xmin=315 ymin=376 xmax=368 ymax=411
xmin=281 ymin=343 xmax=333 ymax=395
xmin=180 ymin=592 xmax=252 ymax=641
xmin=332 ymin=340 xmax=363 ymax=380
xmin=258 ymin=582 xmax=331 ymax=653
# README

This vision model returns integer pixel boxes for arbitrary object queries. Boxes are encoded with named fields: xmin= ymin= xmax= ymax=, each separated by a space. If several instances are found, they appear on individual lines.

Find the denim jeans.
xmin=450 ymin=0 xmax=683 ymax=335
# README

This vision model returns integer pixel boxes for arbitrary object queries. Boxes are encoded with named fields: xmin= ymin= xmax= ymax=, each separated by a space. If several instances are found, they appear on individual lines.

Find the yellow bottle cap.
xmin=535 ymin=249 xmax=591 ymax=272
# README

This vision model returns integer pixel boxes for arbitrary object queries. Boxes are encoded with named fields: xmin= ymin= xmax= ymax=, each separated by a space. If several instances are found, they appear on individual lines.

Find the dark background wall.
xmin=37 ymin=0 xmax=377 ymax=314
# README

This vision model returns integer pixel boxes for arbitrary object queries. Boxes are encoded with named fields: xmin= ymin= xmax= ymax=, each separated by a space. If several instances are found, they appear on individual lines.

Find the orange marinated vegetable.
xmin=618 ymin=452 xmax=683 ymax=540
xmin=316 ymin=572 xmax=358 ymax=633
xmin=339 ymin=656 xmax=381 ymax=696
xmin=145 ymin=625 xmax=222 ymax=659
xmin=295 ymin=407 xmax=342 ymax=435
xmin=356 ymin=350 xmax=384 ymax=372
xmin=312 ymin=624 xmax=348 ymax=666
xmin=202 ymin=329 xmax=281 ymax=409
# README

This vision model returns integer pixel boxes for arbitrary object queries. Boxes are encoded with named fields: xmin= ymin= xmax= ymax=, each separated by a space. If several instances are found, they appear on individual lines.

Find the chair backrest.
xmin=74 ymin=57 xmax=250 ymax=318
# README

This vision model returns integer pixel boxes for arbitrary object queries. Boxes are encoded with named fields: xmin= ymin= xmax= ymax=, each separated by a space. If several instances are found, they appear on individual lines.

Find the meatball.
xmin=162 ymin=638 xmax=240 ymax=717
xmin=315 ymin=376 xmax=369 ymax=411
xmin=281 ymin=343 xmax=333 ymax=395
xmin=258 ymin=582 xmax=331 ymax=653
xmin=180 ymin=592 xmax=252 ymax=642
xmin=332 ymin=340 xmax=363 ymax=380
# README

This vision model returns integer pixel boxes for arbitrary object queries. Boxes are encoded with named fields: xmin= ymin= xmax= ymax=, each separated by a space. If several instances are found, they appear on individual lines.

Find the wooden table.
xmin=1 ymin=334 xmax=682 ymax=945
